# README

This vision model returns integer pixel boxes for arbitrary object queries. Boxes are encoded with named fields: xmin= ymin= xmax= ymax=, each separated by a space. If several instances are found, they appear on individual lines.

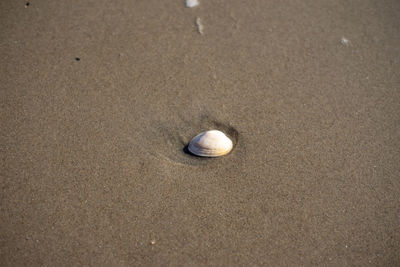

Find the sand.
xmin=1 ymin=0 xmax=400 ymax=265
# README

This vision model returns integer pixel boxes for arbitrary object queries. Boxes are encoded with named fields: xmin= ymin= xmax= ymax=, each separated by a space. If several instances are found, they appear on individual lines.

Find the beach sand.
xmin=1 ymin=0 xmax=400 ymax=265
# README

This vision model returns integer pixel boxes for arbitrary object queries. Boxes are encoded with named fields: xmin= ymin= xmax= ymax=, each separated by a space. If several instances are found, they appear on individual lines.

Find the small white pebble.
xmin=341 ymin=37 xmax=350 ymax=46
xmin=186 ymin=0 xmax=199 ymax=8
xmin=195 ymin=17 xmax=204 ymax=34
xmin=150 ymin=240 xmax=156 ymax=245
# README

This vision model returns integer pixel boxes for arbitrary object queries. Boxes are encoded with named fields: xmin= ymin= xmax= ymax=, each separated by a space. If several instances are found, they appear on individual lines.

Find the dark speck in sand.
xmin=75 ymin=57 xmax=80 ymax=61
xmin=25 ymin=2 xmax=30 ymax=7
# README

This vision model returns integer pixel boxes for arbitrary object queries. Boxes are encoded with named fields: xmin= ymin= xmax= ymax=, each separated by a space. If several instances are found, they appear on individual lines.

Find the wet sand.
xmin=1 ymin=0 xmax=400 ymax=265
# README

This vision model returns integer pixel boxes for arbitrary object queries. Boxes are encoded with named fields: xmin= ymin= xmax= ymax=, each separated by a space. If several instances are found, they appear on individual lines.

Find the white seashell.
xmin=186 ymin=0 xmax=199 ymax=8
xmin=340 ymin=37 xmax=350 ymax=46
xmin=188 ymin=130 xmax=233 ymax=157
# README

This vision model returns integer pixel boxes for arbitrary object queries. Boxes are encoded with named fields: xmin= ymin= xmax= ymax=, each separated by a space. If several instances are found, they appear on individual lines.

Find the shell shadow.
xmin=183 ymin=145 xmax=193 ymax=156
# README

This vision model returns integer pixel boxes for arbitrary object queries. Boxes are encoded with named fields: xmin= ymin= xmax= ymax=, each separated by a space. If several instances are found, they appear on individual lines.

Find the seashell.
xmin=188 ymin=130 xmax=233 ymax=157
xmin=186 ymin=0 xmax=199 ymax=8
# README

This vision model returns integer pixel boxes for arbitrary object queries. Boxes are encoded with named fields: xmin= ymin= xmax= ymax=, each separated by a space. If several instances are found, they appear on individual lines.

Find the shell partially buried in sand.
xmin=188 ymin=130 xmax=233 ymax=157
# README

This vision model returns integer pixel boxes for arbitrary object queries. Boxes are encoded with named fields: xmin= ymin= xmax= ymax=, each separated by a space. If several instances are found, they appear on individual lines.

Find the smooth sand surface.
xmin=1 ymin=0 xmax=400 ymax=265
